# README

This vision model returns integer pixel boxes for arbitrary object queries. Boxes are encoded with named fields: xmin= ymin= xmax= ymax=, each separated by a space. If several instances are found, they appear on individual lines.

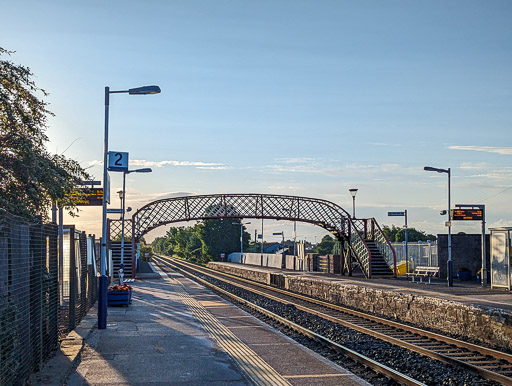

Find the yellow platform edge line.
xmin=165 ymin=277 xmax=291 ymax=386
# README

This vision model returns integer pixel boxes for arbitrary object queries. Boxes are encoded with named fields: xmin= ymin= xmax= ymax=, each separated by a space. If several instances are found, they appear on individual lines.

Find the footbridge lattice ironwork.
xmin=123 ymin=193 xmax=396 ymax=279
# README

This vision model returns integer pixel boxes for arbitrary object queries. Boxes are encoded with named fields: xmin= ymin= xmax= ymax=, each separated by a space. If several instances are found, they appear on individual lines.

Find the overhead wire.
xmin=477 ymin=186 xmax=512 ymax=203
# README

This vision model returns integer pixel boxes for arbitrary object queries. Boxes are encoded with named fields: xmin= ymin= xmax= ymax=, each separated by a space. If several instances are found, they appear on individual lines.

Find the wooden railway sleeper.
xmin=456 ymin=356 xmax=488 ymax=361
xmin=446 ymin=352 xmax=489 ymax=358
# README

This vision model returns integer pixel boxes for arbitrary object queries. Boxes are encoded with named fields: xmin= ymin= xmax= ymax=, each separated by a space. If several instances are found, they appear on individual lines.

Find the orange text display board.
xmin=451 ymin=209 xmax=483 ymax=221
xmin=69 ymin=188 xmax=103 ymax=206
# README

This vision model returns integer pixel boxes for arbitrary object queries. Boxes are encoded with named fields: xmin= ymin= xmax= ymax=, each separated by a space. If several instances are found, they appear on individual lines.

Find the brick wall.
xmin=437 ymin=234 xmax=490 ymax=279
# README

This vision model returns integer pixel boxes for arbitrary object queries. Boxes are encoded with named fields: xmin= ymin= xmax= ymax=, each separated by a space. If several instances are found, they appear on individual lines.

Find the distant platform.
xmin=208 ymin=261 xmax=512 ymax=351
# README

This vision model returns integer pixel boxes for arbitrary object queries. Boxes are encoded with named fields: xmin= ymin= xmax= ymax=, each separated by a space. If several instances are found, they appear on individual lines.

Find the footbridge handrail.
xmin=369 ymin=218 xmax=398 ymax=276
xmin=131 ymin=193 xmax=352 ymax=240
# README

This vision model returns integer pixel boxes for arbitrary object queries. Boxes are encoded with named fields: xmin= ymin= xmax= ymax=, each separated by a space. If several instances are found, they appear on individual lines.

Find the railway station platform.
xmin=207 ymin=261 xmax=512 ymax=352
xmin=209 ymin=261 xmax=512 ymax=311
xmin=34 ymin=263 xmax=368 ymax=385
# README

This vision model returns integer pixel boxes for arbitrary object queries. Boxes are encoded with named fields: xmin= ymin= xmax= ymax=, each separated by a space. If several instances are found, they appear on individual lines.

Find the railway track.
xmin=153 ymin=255 xmax=512 ymax=385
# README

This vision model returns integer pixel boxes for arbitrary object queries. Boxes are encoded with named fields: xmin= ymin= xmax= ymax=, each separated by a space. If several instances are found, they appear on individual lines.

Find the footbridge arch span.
xmin=128 ymin=193 xmax=396 ymax=278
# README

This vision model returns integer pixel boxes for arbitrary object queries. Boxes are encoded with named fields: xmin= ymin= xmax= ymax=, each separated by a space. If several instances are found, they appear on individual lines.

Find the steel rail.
xmin=154 ymin=256 xmax=424 ymax=386
xmin=156 ymin=256 xmax=512 ymax=385
xmin=161 ymin=255 xmax=512 ymax=360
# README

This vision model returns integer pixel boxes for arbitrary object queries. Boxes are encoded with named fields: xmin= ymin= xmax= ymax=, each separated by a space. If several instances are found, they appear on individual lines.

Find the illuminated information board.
xmin=70 ymin=188 xmax=103 ymax=206
xmin=451 ymin=208 xmax=483 ymax=221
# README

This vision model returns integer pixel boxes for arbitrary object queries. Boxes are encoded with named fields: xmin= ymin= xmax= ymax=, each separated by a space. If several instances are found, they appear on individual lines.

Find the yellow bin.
xmin=396 ymin=261 xmax=412 ymax=276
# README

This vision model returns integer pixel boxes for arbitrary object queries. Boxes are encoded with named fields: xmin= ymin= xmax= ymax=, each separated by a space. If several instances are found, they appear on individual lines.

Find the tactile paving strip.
xmin=162 ymin=272 xmax=291 ymax=386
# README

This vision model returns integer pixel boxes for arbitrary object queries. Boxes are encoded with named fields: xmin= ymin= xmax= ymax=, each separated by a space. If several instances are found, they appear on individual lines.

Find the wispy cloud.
xmin=449 ymin=145 xmax=512 ymax=155
xmin=468 ymin=172 xmax=512 ymax=180
xmin=266 ymin=162 xmax=401 ymax=177
xmin=344 ymin=163 xmax=400 ymax=171
xmin=273 ymin=157 xmax=320 ymax=164
xmin=131 ymin=159 xmax=225 ymax=168
xmin=368 ymin=142 xmax=402 ymax=147
xmin=87 ymin=159 xmax=225 ymax=169
xmin=267 ymin=185 xmax=301 ymax=192
xmin=126 ymin=191 xmax=194 ymax=203
xmin=196 ymin=166 xmax=230 ymax=170
xmin=489 ymin=218 xmax=512 ymax=228
xmin=459 ymin=162 xmax=489 ymax=170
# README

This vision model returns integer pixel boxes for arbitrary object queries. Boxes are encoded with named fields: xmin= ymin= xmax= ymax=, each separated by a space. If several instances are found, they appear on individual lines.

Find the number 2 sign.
xmin=108 ymin=151 xmax=129 ymax=172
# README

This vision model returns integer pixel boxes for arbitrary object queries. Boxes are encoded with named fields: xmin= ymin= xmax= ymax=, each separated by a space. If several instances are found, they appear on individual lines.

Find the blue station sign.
xmin=388 ymin=211 xmax=405 ymax=217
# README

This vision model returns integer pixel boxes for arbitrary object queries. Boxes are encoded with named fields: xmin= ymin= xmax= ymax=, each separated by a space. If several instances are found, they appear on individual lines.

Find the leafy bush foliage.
xmin=0 ymin=47 xmax=89 ymax=220
xmin=152 ymin=219 xmax=250 ymax=264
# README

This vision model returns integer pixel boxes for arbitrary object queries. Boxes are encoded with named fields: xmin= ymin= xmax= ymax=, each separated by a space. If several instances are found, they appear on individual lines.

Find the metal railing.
xmin=348 ymin=218 xmax=396 ymax=278
xmin=368 ymin=218 xmax=397 ymax=274
xmin=391 ymin=241 xmax=438 ymax=268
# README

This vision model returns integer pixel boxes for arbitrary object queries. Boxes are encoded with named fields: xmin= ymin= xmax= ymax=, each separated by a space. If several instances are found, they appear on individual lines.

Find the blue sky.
xmin=2 ymin=1 xmax=511 ymax=242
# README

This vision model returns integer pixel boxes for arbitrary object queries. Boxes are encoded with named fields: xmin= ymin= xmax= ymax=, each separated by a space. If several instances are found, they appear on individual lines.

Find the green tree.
xmin=152 ymin=219 xmax=251 ymax=264
xmin=140 ymin=241 xmax=153 ymax=261
xmin=395 ymin=228 xmax=436 ymax=242
xmin=314 ymin=235 xmax=335 ymax=255
xmin=383 ymin=225 xmax=437 ymax=242
xmin=382 ymin=225 xmax=401 ymax=242
xmin=0 ymin=47 xmax=89 ymax=219
xmin=199 ymin=219 xmax=250 ymax=262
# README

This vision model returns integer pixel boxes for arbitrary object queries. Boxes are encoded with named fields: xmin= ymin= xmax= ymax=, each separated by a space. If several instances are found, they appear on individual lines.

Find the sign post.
xmin=388 ymin=210 xmax=408 ymax=274
xmin=273 ymin=231 xmax=284 ymax=244
xmin=452 ymin=204 xmax=486 ymax=286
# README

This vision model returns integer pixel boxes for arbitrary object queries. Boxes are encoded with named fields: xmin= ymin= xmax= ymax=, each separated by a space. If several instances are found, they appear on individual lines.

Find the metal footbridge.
xmin=107 ymin=193 xmax=397 ymax=279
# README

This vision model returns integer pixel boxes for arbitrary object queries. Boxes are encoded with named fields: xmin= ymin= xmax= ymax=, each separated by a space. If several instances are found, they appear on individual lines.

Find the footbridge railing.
xmin=129 ymin=193 xmax=396 ymax=278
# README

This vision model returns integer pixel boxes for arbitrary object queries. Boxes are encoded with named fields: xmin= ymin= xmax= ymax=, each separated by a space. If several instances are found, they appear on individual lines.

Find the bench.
xmin=407 ymin=266 xmax=439 ymax=284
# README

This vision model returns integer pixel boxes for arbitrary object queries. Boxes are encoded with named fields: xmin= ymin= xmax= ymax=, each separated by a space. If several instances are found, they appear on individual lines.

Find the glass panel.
xmin=62 ymin=229 xmax=70 ymax=301
xmin=75 ymin=238 xmax=81 ymax=296
xmin=491 ymin=232 xmax=508 ymax=288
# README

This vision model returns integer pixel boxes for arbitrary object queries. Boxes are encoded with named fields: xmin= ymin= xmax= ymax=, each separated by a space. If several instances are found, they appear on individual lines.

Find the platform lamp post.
xmin=349 ymin=188 xmax=358 ymax=219
xmin=424 ymin=166 xmax=452 ymax=287
xmin=232 ymin=221 xmax=250 ymax=256
xmin=99 ymin=85 xmax=161 ymax=330
xmin=119 ymin=168 xmax=152 ymax=285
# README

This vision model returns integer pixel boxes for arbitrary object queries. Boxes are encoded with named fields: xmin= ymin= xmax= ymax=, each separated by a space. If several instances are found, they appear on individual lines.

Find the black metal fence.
xmin=59 ymin=225 xmax=98 ymax=336
xmin=0 ymin=210 xmax=98 ymax=385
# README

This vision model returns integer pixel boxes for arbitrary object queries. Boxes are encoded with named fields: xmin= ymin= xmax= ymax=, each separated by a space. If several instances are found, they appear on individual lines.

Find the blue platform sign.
xmin=388 ymin=211 xmax=405 ymax=217
xmin=108 ymin=151 xmax=129 ymax=172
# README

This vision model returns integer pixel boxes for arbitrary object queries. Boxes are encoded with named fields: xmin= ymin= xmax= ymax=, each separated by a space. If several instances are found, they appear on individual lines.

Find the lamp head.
xmin=117 ymin=190 xmax=123 ymax=199
xmin=128 ymin=85 xmax=161 ymax=95
xmin=424 ymin=166 xmax=448 ymax=174
xmin=349 ymin=188 xmax=358 ymax=197
xmin=135 ymin=168 xmax=152 ymax=173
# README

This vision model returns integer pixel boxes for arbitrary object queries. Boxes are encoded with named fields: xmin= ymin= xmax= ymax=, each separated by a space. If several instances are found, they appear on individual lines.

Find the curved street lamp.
xmin=349 ymin=188 xmax=358 ymax=219
xmin=99 ymin=85 xmax=160 ymax=330
xmin=424 ymin=166 xmax=452 ymax=287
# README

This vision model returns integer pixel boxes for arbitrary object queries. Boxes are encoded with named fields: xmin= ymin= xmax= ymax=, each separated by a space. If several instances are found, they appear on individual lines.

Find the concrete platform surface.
xmin=35 ymin=265 xmax=367 ymax=385
xmin=213 ymin=262 xmax=512 ymax=312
